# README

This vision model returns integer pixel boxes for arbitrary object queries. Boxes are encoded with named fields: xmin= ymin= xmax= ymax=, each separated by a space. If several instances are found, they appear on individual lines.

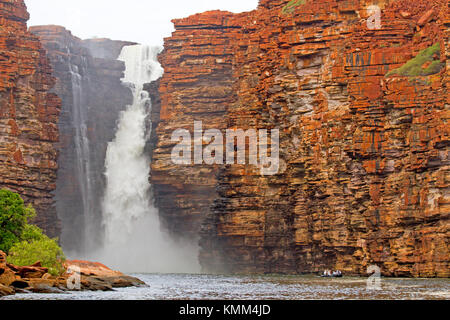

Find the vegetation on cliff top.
xmin=386 ymin=42 xmax=444 ymax=78
xmin=281 ymin=0 xmax=306 ymax=14
xmin=0 ymin=189 xmax=66 ymax=276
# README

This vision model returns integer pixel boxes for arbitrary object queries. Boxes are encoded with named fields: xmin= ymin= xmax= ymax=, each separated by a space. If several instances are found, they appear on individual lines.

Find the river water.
xmin=2 ymin=274 xmax=449 ymax=300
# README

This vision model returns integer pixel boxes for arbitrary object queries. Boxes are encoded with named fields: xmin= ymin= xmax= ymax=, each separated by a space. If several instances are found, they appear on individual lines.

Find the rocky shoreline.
xmin=0 ymin=251 xmax=145 ymax=297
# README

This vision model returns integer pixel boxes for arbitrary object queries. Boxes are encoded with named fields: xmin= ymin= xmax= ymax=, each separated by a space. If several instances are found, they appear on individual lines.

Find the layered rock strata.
xmin=0 ymin=0 xmax=61 ymax=237
xmin=29 ymin=26 xmax=135 ymax=253
xmin=153 ymin=0 xmax=449 ymax=277
xmin=152 ymin=11 xmax=242 ymax=240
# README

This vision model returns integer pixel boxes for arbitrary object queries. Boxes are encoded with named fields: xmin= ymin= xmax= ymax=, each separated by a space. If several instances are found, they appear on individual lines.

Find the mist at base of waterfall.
xmin=83 ymin=213 xmax=201 ymax=274
xmin=68 ymin=205 xmax=201 ymax=274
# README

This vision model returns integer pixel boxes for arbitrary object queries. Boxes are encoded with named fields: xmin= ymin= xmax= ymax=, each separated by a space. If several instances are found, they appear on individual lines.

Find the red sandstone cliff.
xmin=153 ymin=0 xmax=449 ymax=277
xmin=0 ymin=0 xmax=61 ymax=237
xmin=152 ymin=11 xmax=241 ymax=240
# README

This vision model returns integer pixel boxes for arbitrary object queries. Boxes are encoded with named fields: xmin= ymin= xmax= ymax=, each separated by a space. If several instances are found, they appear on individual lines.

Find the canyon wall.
xmin=29 ymin=26 xmax=134 ymax=253
xmin=152 ymin=11 xmax=242 ymax=240
xmin=0 ymin=0 xmax=61 ymax=237
xmin=153 ymin=0 xmax=449 ymax=277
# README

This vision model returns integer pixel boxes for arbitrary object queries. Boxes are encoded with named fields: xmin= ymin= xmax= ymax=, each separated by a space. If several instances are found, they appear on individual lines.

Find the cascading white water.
xmin=94 ymin=45 xmax=200 ymax=273
xmin=102 ymin=45 xmax=160 ymax=243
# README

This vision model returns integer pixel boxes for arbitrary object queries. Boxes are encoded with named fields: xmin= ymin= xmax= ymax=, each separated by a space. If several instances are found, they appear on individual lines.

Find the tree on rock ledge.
xmin=0 ymin=189 xmax=66 ymax=276
xmin=0 ymin=189 xmax=35 ymax=253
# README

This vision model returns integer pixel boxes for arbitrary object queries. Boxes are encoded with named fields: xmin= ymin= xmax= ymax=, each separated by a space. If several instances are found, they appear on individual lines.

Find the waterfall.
xmin=94 ymin=45 xmax=200 ymax=273
xmin=69 ymin=61 xmax=90 ymax=217
xmin=67 ymin=51 xmax=93 ymax=252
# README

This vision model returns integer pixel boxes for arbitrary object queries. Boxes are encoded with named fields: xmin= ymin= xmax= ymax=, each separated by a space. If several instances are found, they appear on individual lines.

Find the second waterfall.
xmin=93 ymin=45 xmax=200 ymax=273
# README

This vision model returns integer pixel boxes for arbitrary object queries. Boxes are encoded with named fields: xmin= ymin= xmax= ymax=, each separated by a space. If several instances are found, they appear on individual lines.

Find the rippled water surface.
xmin=2 ymin=274 xmax=449 ymax=300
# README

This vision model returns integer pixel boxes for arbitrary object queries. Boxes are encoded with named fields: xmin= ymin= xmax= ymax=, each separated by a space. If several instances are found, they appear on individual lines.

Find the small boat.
xmin=321 ymin=271 xmax=343 ymax=277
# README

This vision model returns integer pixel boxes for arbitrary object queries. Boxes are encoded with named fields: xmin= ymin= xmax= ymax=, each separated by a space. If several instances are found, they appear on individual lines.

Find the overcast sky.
xmin=25 ymin=0 xmax=258 ymax=46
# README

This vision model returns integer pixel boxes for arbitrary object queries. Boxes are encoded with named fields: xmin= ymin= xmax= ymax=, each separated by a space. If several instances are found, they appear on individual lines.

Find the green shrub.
xmin=0 ymin=189 xmax=66 ymax=276
xmin=282 ymin=0 xmax=306 ymax=15
xmin=8 ymin=237 xmax=66 ymax=276
xmin=386 ymin=42 xmax=444 ymax=78
xmin=21 ymin=224 xmax=48 ymax=242
xmin=0 ymin=189 xmax=35 ymax=253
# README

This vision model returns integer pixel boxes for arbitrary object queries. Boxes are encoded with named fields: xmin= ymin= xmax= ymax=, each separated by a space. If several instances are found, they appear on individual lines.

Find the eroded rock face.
xmin=153 ymin=0 xmax=449 ymax=277
xmin=0 ymin=0 xmax=61 ymax=237
xmin=64 ymin=260 xmax=123 ymax=277
xmin=152 ymin=11 xmax=242 ymax=240
xmin=29 ymin=26 xmax=135 ymax=253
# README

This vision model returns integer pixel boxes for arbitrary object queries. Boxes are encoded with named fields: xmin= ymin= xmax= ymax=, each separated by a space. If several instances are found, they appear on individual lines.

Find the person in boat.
xmin=322 ymin=270 xmax=343 ymax=277
xmin=333 ymin=270 xmax=343 ymax=277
